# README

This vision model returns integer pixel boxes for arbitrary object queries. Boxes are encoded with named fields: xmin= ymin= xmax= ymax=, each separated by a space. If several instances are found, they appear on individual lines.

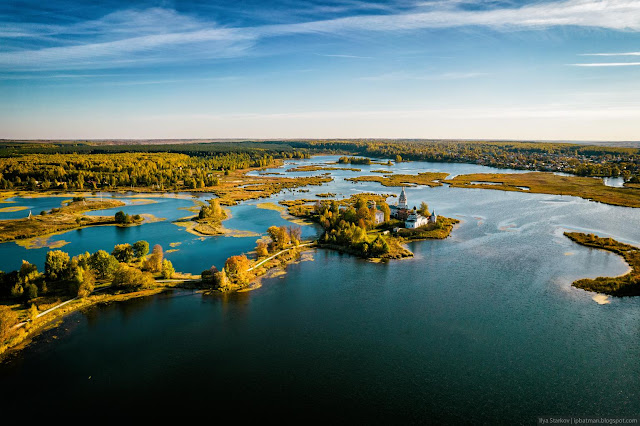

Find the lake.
xmin=0 ymin=156 xmax=638 ymax=423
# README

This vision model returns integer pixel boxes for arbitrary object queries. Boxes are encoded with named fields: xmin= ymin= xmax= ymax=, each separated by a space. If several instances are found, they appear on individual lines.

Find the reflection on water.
xmin=602 ymin=177 xmax=626 ymax=187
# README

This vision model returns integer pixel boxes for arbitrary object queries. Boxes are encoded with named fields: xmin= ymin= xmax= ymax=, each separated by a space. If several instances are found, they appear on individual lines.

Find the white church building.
xmin=388 ymin=187 xmax=437 ymax=229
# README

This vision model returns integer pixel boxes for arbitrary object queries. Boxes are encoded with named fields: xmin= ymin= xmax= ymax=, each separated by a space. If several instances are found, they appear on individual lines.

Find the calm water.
xmin=0 ymin=156 xmax=639 ymax=423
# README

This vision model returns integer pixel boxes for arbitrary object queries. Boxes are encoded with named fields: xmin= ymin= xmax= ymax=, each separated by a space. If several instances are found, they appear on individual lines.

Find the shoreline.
xmin=0 ymin=280 xmax=203 ymax=362
xmin=564 ymin=232 xmax=640 ymax=296
xmin=1 ymin=244 xmax=318 ymax=361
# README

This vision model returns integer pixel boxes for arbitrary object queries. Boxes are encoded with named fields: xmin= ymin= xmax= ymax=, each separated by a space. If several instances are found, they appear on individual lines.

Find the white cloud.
xmin=2 ymin=0 xmax=640 ymax=70
xmin=360 ymin=70 xmax=486 ymax=80
xmin=570 ymin=62 xmax=640 ymax=66
xmin=580 ymin=51 xmax=640 ymax=56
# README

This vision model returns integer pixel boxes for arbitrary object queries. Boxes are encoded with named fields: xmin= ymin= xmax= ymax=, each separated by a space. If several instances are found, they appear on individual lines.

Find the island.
xmin=346 ymin=172 xmax=449 ymax=188
xmin=284 ymin=188 xmax=459 ymax=261
xmin=564 ymin=232 xmax=639 ymax=296
xmin=204 ymin=225 xmax=313 ymax=292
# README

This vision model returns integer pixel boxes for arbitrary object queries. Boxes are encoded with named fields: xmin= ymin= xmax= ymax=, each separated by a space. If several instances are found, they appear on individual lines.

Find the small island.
xmin=287 ymin=188 xmax=458 ymax=261
xmin=203 ymin=225 xmax=311 ymax=292
xmin=565 ymin=232 xmax=639 ymax=296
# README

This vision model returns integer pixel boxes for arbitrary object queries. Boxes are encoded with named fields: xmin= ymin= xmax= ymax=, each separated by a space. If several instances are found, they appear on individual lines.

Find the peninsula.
xmin=0 ymin=197 xmax=128 ymax=243
xmin=564 ymin=232 xmax=640 ymax=296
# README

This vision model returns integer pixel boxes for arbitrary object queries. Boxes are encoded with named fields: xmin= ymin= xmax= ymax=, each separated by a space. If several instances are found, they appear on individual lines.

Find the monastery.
xmin=388 ymin=187 xmax=437 ymax=228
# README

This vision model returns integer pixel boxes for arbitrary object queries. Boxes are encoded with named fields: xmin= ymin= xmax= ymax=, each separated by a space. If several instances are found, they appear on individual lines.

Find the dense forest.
xmin=0 ymin=141 xmax=309 ymax=191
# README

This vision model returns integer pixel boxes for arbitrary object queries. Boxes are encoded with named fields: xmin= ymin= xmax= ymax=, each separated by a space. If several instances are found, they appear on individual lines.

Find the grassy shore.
xmin=346 ymin=172 xmax=449 ymax=187
xmin=286 ymin=165 xmax=361 ymax=172
xmin=208 ymin=168 xmax=333 ymax=206
xmin=564 ymin=232 xmax=640 ymax=296
xmin=445 ymin=172 xmax=640 ymax=208
xmin=0 ymin=198 xmax=127 ymax=243
xmin=396 ymin=217 xmax=460 ymax=240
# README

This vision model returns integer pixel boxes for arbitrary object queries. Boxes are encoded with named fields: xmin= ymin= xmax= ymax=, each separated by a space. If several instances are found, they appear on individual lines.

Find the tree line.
xmin=0 ymin=148 xmax=309 ymax=191
xmin=0 ymin=240 xmax=174 ymax=305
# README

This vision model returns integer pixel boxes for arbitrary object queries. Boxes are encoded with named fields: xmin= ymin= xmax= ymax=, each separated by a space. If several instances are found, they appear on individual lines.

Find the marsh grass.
xmin=565 ymin=232 xmax=640 ymax=296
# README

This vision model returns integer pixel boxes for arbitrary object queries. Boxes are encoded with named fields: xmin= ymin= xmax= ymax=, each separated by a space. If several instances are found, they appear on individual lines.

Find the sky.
xmin=1 ymin=0 xmax=639 ymax=141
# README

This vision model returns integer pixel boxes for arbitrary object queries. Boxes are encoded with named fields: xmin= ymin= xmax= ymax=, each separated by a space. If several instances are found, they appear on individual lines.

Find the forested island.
xmin=282 ymin=191 xmax=458 ymax=261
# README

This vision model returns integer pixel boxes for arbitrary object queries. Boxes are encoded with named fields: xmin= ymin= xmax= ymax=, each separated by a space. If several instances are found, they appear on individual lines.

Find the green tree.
xmin=10 ymin=283 xmax=23 ymax=298
xmin=114 ymin=210 xmax=131 ymax=224
xmin=143 ymin=244 xmax=164 ymax=272
xmin=44 ymin=250 xmax=70 ymax=281
xmin=24 ymin=283 xmax=38 ymax=301
xmin=133 ymin=240 xmax=150 ymax=259
xmin=89 ymin=250 xmax=120 ymax=279
xmin=213 ymin=269 xmax=230 ymax=290
xmin=267 ymin=226 xmax=290 ymax=251
xmin=18 ymin=261 xmax=43 ymax=295
xmin=112 ymin=244 xmax=135 ymax=263
xmin=76 ymin=269 xmax=95 ymax=298
xmin=256 ymin=241 xmax=269 ymax=257
xmin=198 ymin=199 xmax=224 ymax=220
xmin=380 ymin=202 xmax=391 ymax=222
xmin=161 ymin=259 xmax=175 ymax=279
xmin=417 ymin=202 xmax=430 ymax=217
xmin=112 ymin=264 xmax=155 ymax=289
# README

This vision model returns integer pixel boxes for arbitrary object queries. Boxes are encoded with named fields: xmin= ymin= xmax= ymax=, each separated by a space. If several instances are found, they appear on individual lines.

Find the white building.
xmin=405 ymin=209 xmax=429 ymax=228
xmin=388 ymin=187 xmax=436 ymax=229
xmin=374 ymin=210 xmax=385 ymax=224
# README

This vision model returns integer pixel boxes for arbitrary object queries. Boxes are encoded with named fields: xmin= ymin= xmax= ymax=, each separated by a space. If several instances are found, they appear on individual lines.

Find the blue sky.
xmin=1 ymin=0 xmax=639 ymax=140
